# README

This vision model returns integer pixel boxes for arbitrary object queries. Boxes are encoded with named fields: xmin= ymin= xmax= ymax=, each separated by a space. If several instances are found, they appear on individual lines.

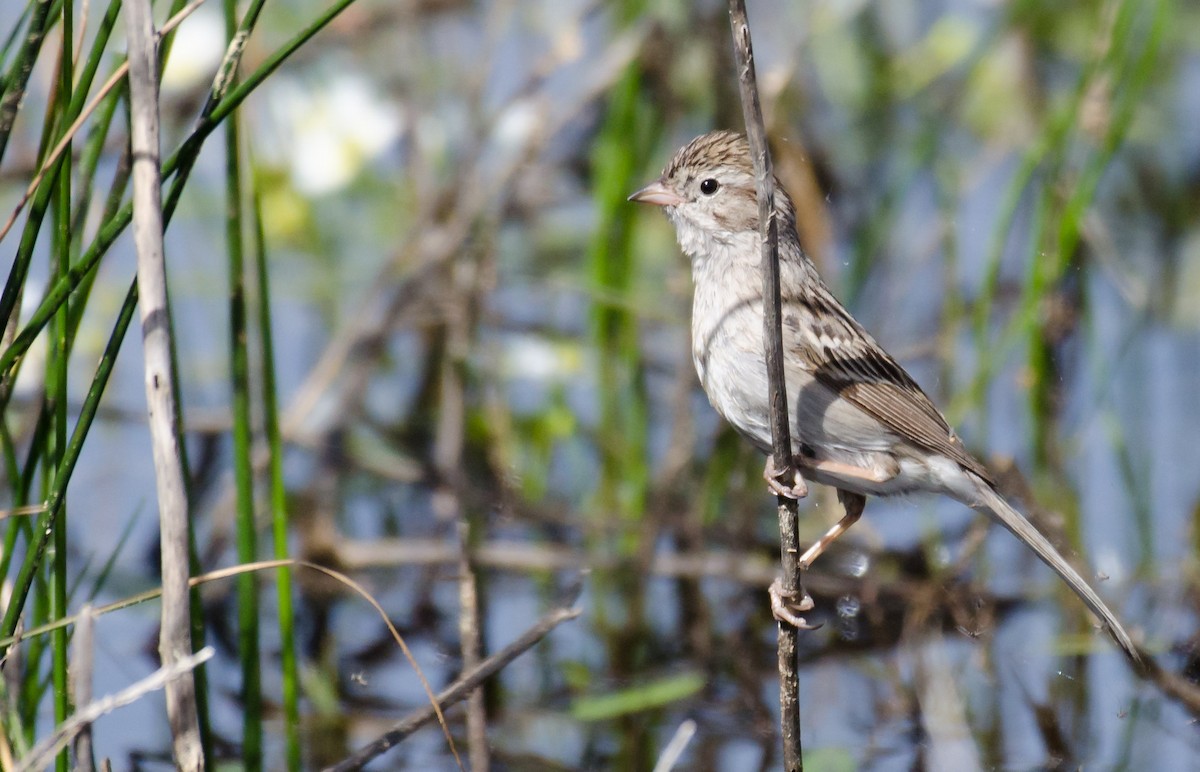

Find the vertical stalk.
xmin=728 ymin=1 xmax=803 ymax=769
xmin=50 ymin=3 xmax=73 ymax=771
xmin=252 ymin=173 xmax=301 ymax=769
xmin=122 ymin=0 xmax=203 ymax=766
xmin=223 ymin=0 xmax=262 ymax=763
xmin=0 ymin=0 xmax=53 ymax=164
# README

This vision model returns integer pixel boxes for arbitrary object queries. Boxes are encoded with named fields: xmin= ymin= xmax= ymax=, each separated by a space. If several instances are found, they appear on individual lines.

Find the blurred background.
xmin=3 ymin=0 xmax=1200 ymax=768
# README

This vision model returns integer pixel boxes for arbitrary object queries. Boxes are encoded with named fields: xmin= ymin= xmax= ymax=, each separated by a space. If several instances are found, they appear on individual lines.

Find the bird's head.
xmin=629 ymin=130 xmax=790 ymax=259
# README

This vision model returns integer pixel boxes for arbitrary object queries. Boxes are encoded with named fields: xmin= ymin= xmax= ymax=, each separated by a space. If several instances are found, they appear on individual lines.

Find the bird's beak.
xmin=628 ymin=180 xmax=684 ymax=207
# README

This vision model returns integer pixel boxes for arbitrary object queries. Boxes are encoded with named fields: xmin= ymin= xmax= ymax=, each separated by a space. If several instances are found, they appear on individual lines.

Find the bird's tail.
xmin=961 ymin=470 xmax=1142 ymax=670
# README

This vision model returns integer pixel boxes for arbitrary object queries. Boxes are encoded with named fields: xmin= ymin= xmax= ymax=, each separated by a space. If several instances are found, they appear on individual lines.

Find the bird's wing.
xmin=782 ymin=283 xmax=992 ymax=482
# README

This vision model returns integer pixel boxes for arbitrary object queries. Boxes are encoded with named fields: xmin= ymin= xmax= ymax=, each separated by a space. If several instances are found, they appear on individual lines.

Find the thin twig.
xmin=434 ymin=253 xmax=487 ymax=770
xmin=454 ymin=522 xmax=489 ymax=771
xmin=15 ymin=648 xmax=214 ymax=772
xmin=324 ymin=600 xmax=583 ymax=772
xmin=70 ymin=605 xmax=96 ymax=772
xmin=727 ymin=1 xmax=804 ymax=770
xmin=651 ymin=719 xmax=697 ymax=772
xmin=122 ymin=1 xmax=203 ymax=768
xmin=0 ymin=620 xmax=24 ymax=771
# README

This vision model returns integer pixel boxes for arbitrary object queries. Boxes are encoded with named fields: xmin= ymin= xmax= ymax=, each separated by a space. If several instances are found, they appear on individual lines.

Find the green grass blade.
xmin=223 ymin=0 xmax=264 ymax=761
xmin=0 ymin=279 xmax=137 ymax=651
xmin=252 ymin=166 xmax=302 ymax=770
xmin=49 ymin=4 xmax=74 ymax=768
xmin=0 ymin=0 xmax=54 ymax=163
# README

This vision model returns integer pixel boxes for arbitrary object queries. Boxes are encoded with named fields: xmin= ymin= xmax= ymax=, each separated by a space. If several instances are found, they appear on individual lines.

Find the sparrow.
xmin=629 ymin=130 xmax=1139 ymax=667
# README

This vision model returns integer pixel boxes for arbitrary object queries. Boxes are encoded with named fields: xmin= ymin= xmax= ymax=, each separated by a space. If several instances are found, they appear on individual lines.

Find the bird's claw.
xmin=769 ymin=577 xmax=821 ymax=630
xmin=763 ymin=457 xmax=807 ymax=499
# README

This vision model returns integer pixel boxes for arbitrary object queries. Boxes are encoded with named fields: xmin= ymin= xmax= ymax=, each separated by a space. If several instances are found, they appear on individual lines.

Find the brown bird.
xmin=630 ymin=130 xmax=1139 ymax=667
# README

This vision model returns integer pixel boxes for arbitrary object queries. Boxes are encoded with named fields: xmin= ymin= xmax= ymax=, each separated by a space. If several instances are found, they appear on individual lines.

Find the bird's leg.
xmin=763 ymin=455 xmax=808 ymax=499
xmin=772 ymin=494 xmax=868 ymax=629
xmin=798 ymin=490 xmax=866 ymax=571
xmin=763 ymin=455 xmax=815 ymax=627
xmin=772 ymin=490 xmax=867 ymax=629
xmin=797 ymin=456 xmax=896 ymax=484
xmin=766 ymin=469 xmax=870 ymax=629
xmin=769 ymin=577 xmax=820 ymax=630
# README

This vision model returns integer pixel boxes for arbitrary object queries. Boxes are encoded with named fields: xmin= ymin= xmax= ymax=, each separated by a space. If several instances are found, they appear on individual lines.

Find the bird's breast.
xmin=691 ymin=275 xmax=774 ymax=453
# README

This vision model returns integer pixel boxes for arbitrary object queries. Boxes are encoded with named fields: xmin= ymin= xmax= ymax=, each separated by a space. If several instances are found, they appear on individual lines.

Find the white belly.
xmin=692 ymin=288 xmax=774 ymax=454
xmin=691 ymin=274 xmax=935 ymax=496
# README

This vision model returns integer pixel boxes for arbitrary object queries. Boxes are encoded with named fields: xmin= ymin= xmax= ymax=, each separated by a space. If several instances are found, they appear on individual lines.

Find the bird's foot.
xmin=763 ymin=457 xmax=808 ymax=499
xmin=769 ymin=577 xmax=821 ymax=630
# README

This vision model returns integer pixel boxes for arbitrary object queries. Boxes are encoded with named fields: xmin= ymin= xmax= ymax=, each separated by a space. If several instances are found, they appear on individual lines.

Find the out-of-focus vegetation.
xmin=2 ymin=0 xmax=1199 ymax=768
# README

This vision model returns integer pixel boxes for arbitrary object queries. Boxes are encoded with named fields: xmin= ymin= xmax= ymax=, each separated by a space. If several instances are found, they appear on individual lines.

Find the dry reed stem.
xmin=122 ymin=0 xmax=202 ymax=764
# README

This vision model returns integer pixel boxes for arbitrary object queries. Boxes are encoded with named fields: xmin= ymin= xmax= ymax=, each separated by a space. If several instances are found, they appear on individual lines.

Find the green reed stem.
xmin=0 ymin=273 xmax=136 ymax=658
xmin=1 ymin=0 xmax=125 ymax=369
xmin=252 ymin=169 xmax=303 ymax=770
xmin=0 ymin=0 xmax=53 ymax=163
xmin=67 ymin=0 xmax=125 ymax=240
xmin=49 ymin=4 xmax=73 ymax=770
xmin=223 ymin=0 xmax=263 ymax=762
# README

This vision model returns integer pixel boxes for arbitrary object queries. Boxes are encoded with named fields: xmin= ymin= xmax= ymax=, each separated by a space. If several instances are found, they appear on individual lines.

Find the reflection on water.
xmin=5 ymin=0 xmax=1200 ymax=768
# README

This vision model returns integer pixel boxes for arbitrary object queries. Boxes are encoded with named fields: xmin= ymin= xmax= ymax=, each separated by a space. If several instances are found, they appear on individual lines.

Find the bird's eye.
xmin=699 ymin=178 xmax=720 ymax=195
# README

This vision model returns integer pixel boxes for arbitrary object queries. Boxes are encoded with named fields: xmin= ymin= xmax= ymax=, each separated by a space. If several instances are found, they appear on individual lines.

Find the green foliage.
xmin=570 ymin=671 xmax=705 ymax=721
